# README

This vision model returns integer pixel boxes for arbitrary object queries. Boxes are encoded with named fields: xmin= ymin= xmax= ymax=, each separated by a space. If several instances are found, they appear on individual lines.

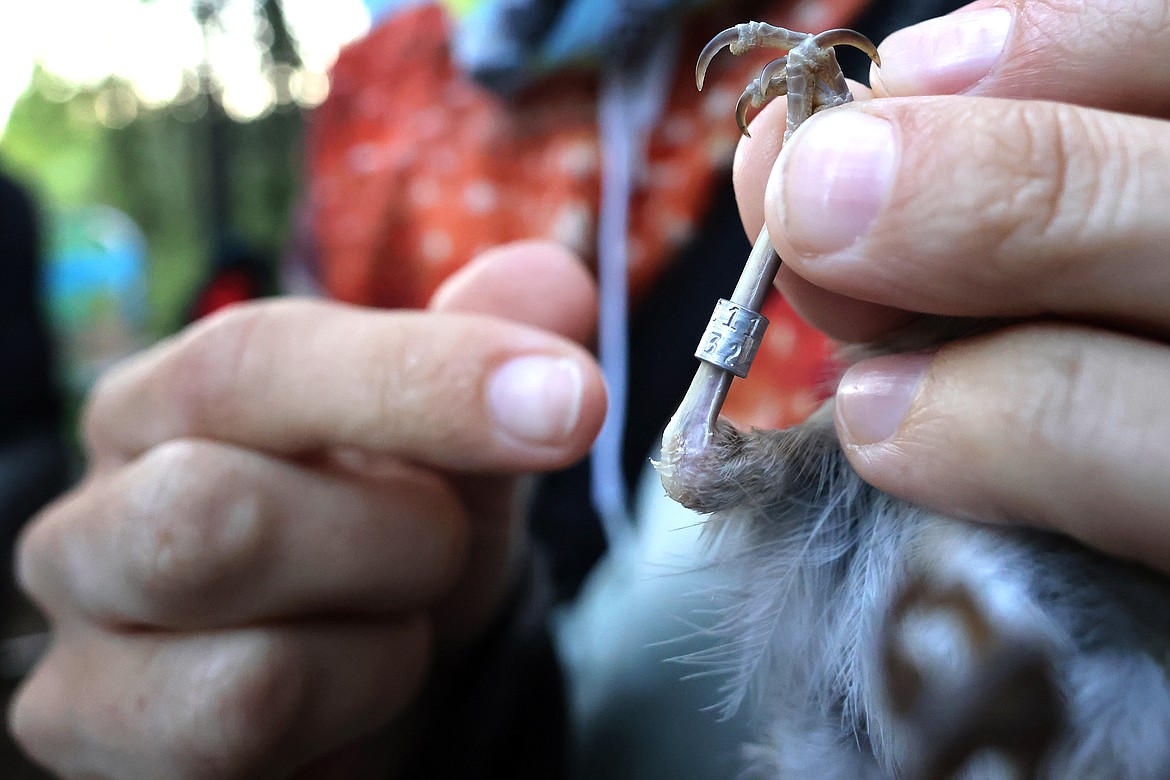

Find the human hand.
xmin=732 ymin=0 xmax=1170 ymax=572
xmin=8 ymin=242 xmax=606 ymax=778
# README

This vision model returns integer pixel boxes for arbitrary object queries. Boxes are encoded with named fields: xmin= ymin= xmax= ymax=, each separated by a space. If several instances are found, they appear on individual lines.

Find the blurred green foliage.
xmin=1 ymin=70 xmax=304 ymax=338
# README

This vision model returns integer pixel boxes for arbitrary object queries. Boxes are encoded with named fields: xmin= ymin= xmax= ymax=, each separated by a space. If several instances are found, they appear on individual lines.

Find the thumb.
xmin=426 ymin=242 xmax=601 ymax=642
xmin=428 ymin=241 xmax=598 ymax=346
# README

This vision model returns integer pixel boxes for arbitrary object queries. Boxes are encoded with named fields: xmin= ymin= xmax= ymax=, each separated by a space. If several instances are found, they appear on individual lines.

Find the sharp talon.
xmin=696 ymin=26 xmax=742 ymax=90
xmin=760 ymin=56 xmax=788 ymax=99
xmin=735 ymin=90 xmax=752 ymax=137
xmin=811 ymin=28 xmax=881 ymax=67
xmin=761 ymin=56 xmax=788 ymax=82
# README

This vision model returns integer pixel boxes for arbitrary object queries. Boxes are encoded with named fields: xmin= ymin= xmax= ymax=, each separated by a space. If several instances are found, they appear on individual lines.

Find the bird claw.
xmin=696 ymin=22 xmax=880 ymax=136
xmin=735 ymin=90 xmax=754 ymax=137
xmin=812 ymin=28 xmax=882 ymax=67
xmin=735 ymin=56 xmax=790 ymax=136
xmin=695 ymin=27 xmax=739 ymax=90
xmin=695 ymin=22 xmax=805 ymax=90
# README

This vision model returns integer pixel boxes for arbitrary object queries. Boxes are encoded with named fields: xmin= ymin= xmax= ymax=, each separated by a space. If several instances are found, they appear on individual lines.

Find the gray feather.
xmin=678 ymin=406 xmax=1170 ymax=778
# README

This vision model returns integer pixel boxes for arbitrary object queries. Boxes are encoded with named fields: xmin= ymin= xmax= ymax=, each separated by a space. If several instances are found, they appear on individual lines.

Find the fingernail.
xmin=836 ymin=353 xmax=931 ymax=445
xmin=879 ymin=8 xmax=1011 ymax=94
xmin=773 ymin=111 xmax=896 ymax=255
xmin=488 ymin=356 xmax=583 ymax=445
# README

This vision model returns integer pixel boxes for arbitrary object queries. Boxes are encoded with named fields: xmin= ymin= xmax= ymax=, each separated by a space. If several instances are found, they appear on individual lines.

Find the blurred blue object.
xmin=43 ymin=205 xmax=148 ymax=390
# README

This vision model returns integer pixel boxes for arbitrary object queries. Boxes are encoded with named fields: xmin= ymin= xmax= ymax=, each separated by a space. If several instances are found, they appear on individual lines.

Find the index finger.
xmin=85 ymin=299 xmax=607 ymax=473
xmin=870 ymin=0 xmax=1170 ymax=115
xmin=733 ymin=91 xmax=916 ymax=342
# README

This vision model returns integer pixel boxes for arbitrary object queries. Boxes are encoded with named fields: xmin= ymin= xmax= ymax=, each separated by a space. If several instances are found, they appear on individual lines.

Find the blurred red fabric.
xmin=308 ymin=0 xmax=868 ymax=429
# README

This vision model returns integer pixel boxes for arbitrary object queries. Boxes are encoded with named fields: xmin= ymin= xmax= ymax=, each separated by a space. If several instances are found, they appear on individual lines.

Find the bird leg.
xmin=656 ymin=24 xmax=879 ymax=508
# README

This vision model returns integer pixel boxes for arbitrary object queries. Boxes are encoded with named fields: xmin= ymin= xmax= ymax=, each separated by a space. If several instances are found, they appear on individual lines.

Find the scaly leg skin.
xmin=657 ymin=24 xmax=1170 ymax=780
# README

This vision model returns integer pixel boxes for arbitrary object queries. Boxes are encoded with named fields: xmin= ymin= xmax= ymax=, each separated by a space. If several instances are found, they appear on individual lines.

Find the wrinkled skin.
xmin=8 ymin=243 xmax=607 ymax=778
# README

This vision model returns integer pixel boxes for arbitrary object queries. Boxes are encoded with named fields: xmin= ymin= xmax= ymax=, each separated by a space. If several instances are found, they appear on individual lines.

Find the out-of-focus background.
xmin=0 ymin=1 xmax=404 ymax=773
xmin=1 ymin=0 xmax=381 ymax=363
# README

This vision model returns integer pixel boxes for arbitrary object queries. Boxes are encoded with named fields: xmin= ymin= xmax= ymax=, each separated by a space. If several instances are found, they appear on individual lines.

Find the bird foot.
xmin=697 ymin=23 xmax=881 ymax=136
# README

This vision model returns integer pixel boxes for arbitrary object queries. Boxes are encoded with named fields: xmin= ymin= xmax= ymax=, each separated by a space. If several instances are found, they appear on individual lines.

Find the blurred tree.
xmin=0 ymin=0 xmax=309 ymax=337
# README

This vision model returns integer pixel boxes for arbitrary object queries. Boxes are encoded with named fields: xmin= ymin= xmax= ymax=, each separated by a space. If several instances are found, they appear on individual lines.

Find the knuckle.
xmin=79 ymin=302 xmax=269 ymax=460
xmin=983 ymin=103 xmax=1126 ymax=288
xmin=13 ymin=513 xmax=54 ymax=609
xmin=166 ymin=303 xmax=272 ymax=436
xmin=1019 ymin=0 xmax=1166 ymax=67
xmin=1024 ymin=106 xmax=1110 ymax=244
xmin=368 ymin=318 xmax=479 ymax=448
xmin=167 ymin=633 xmax=305 ymax=778
xmin=1009 ymin=107 xmax=1061 ymax=230
xmin=1008 ymin=326 xmax=1108 ymax=456
xmin=8 ymin=671 xmax=55 ymax=768
xmin=8 ymin=649 xmax=93 ymax=778
xmin=13 ymin=500 xmax=54 ymax=586
xmin=982 ymin=105 xmax=1069 ymax=267
xmin=12 ymin=485 xmax=89 ymax=614
xmin=81 ymin=357 xmax=137 ymax=457
xmin=1016 ymin=0 xmax=1096 ymax=56
xmin=119 ymin=441 xmax=267 ymax=620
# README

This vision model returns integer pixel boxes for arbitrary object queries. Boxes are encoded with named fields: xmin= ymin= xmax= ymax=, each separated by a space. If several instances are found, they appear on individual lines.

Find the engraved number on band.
xmin=695 ymin=298 xmax=769 ymax=378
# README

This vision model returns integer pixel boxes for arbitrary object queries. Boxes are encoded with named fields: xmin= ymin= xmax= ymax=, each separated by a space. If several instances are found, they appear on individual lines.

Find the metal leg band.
xmin=695 ymin=298 xmax=768 ymax=378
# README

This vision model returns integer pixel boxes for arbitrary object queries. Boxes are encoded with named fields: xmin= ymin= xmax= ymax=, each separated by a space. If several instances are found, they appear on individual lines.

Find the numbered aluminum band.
xmin=695 ymin=298 xmax=769 ymax=378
